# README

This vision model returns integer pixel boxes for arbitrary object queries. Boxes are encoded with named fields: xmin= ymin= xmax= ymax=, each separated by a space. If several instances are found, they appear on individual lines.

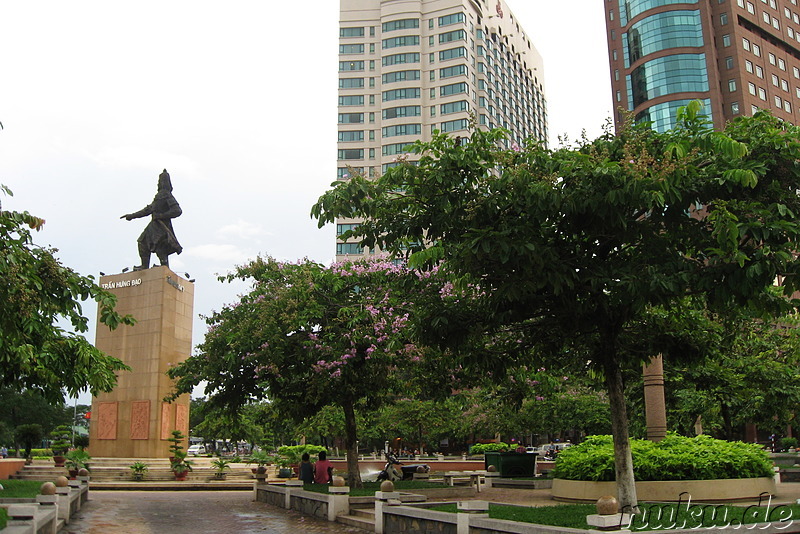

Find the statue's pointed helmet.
xmin=158 ymin=169 xmax=173 ymax=192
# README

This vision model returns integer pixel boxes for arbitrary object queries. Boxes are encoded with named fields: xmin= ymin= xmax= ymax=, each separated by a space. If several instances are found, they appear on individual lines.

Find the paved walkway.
xmin=62 ymin=490 xmax=365 ymax=534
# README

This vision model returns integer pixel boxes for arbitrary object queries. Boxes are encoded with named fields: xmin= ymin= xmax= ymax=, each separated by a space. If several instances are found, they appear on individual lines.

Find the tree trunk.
xmin=342 ymin=400 xmax=363 ymax=488
xmin=603 ymin=351 xmax=639 ymax=514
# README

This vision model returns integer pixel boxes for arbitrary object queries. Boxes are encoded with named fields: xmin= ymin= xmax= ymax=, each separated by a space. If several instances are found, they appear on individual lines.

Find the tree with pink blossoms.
xmin=167 ymin=255 xmax=446 ymax=487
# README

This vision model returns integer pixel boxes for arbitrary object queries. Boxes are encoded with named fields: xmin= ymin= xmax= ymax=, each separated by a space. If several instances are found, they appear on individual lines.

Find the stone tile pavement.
xmin=62 ymin=490 xmax=366 ymax=534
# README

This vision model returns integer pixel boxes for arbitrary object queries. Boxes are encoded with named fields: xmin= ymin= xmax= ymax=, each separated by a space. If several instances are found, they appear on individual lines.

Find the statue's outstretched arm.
xmin=120 ymin=203 xmax=154 ymax=221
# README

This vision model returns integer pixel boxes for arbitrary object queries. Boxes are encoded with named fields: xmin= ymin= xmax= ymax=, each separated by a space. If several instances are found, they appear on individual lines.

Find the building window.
xmin=382 ymin=88 xmax=421 ymax=102
xmin=439 ymin=47 xmax=467 ymax=61
xmin=723 ymin=34 xmax=731 ymax=46
xmin=742 ymin=37 xmax=751 ymax=50
xmin=775 ymin=95 xmax=783 ymax=107
xmin=338 ymin=95 xmax=364 ymax=106
xmin=746 ymin=60 xmax=754 ymax=72
xmin=732 ymin=102 xmax=740 ymax=114
xmin=756 ymin=65 xmax=764 ymax=78
xmin=779 ymin=58 xmax=787 ymax=70
xmin=769 ymin=53 xmax=777 ymax=65
xmin=339 ymin=61 xmax=365 ymax=71
xmin=441 ymin=118 xmax=469 ymax=132
xmin=438 ymin=12 xmax=465 ymax=26
xmin=753 ymin=44 xmax=761 ymax=56
xmin=382 ymin=106 xmax=421 ymax=119
xmin=338 ymin=149 xmax=364 ymax=160
xmin=339 ymin=44 xmax=364 ymax=54
xmin=763 ymin=11 xmax=771 ymax=24
xmin=336 ymin=223 xmax=360 ymax=236
xmin=382 ymin=142 xmax=412 ymax=156
xmin=440 ymin=82 xmax=468 ymax=96
xmin=340 ymin=27 xmax=365 ymax=38
xmin=729 ymin=79 xmax=737 ymax=91
xmin=721 ymin=12 xmax=729 ymax=24
xmin=758 ymin=87 xmax=767 ymax=100
xmin=382 ymin=124 xmax=422 ymax=137
xmin=382 ymin=53 xmax=420 ymax=66
xmin=786 ymin=101 xmax=792 ymax=112
xmin=382 ymin=19 xmax=420 ymax=32
xmin=382 ymin=36 xmax=420 ymax=49
xmin=338 ymin=131 xmax=364 ymax=142
xmin=439 ymin=30 xmax=466 ymax=44
xmin=440 ymin=100 xmax=469 ymax=115
xmin=382 ymin=70 xmax=421 ymax=84
xmin=794 ymin=66 xmax=800 ymax=78
xmin=339 ymin=78 xmax=365 ymax=89
xmin=749 ymin=81 xmax=757 ymax=94
xmin=725 ymin=56 xmax=734 ymax=69
xmin=338 ymin=113 xmax=364 ymax=124
xmin=772 ymin=74 xmax=780 ymax=86
xmin=440 ymin=64 xmax=467 ymax=78
xmin=747 ymin=1 xmax=755 ymax=13
xmin=336 ymin=243 xmax=363 ymax=255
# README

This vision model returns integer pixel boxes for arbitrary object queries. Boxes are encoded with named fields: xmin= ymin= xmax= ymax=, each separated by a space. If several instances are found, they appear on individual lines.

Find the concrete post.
xmin=643 ymin=355 xmax=667 ymax=442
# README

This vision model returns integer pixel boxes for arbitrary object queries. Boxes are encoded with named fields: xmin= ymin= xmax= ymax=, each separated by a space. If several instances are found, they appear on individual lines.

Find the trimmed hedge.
xmin=552 ymin=434 xmax=773 ymax=481
xmin=470 ymin=442 xmax=510 ymax=454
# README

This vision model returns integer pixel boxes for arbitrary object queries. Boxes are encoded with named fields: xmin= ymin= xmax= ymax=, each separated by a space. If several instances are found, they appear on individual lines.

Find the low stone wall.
xmin=290 ymin=491 xmax=328 ymax=520
xmin=0 ymin=459 xmax=26 ymax=480
xmin=552 ymin=477 xmax=777 ymax=503
xmin=254 ymin=483 xmax=349 ymax=522
xmin=255 ymin=484 xmax=288 ymax=508
xmin=383 ymin=505 xmax=457 ymax=534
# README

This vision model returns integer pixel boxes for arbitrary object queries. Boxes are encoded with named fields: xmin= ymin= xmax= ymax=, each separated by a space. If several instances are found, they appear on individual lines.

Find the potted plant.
xmin=276 ymin=456 xmax=293 ymax=478
xmin=65 ymin=449 xmax=91 ymax=478
xmin=170 ymin=451 xmax=193 ymax=481
xmin=49 ymin=425 xmax=72 ymax=467
xmin=129 ymin=461 xmax=149 ymax=481
xmin=211 ymin=457 xmax=231 ymax=480
xmin=167 ymin=429 xmax=186 ymax=462
xmin=247 ymin=450 xmax=273 ymax=475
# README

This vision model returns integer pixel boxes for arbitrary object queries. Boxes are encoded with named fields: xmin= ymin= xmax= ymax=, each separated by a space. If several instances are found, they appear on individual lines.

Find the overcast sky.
xmin=0 ymin=1 xmax=611 ymax=404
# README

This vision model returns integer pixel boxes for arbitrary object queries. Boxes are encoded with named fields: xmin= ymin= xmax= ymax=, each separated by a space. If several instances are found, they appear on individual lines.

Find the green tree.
xmin=312 ymin=105 xmax=800 ymax=510
xmin=1 ymin=186 xmax=135 ymax=402
xmin=168 ymin=256 xmax=447 ymax=487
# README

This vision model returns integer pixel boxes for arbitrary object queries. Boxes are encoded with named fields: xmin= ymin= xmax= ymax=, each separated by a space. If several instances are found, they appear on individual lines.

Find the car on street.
xmin=187 ymin=444 xmax=206 ymax=456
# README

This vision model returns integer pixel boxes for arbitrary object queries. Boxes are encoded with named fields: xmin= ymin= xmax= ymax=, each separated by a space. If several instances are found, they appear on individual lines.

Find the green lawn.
xmin=428 ymin=502 xmax=800 ymax=531
xmin=0 ymin=480 xmax=44 ymax=498
xmin=0 ymin=507 xmax=7 ymax=529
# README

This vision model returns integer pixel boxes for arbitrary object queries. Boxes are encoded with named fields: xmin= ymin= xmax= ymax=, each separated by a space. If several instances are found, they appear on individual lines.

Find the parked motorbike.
xmin=376 ymin=453 xmax=430 ymax=482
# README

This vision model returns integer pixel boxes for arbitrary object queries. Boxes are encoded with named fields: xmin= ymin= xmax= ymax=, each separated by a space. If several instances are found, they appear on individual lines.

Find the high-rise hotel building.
xmin=336 ymin=0 xmax=547 ymax=260
xmin=604 ymin=0 xmax=800 ymax=132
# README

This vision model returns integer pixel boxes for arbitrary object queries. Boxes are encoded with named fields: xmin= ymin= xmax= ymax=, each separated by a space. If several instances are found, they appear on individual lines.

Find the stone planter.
xmin=552 ymin=477 xmax=777 ymax=503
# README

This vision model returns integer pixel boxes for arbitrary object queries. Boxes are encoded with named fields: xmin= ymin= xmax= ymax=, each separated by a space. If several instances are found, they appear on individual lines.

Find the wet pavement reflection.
xmin=64 ymin=490 xmax=366 ymax=533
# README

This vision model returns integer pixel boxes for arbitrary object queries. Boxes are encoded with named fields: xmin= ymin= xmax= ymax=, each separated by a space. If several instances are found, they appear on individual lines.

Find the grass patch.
xmin=0 ymin=507 xmax=6 ymax=530
xmin=0 ymin=480 xmax=44 ymax=498
xmin=427 ymin=502 xmax=800 ymax=531
xmin=301 ymin=480 xmax=439 ymax=497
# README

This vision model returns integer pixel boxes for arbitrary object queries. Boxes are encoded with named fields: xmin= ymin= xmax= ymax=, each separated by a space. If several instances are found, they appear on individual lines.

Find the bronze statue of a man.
xmin=121 ymin=169 xmax=183 ymax=270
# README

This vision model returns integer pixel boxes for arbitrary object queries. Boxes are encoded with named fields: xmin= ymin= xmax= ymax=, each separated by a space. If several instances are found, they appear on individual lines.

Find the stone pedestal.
xmin=88 ymin=266 xmax=194 ymax=458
